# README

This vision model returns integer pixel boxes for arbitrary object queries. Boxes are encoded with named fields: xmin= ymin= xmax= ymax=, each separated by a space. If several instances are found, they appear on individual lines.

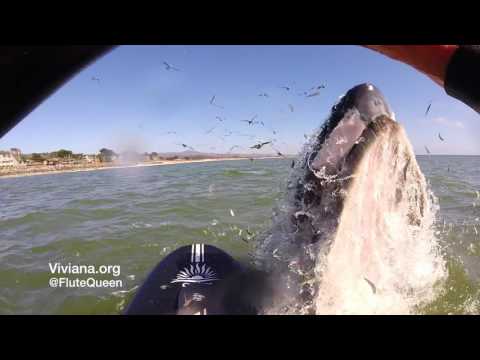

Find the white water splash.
xmin=314 ymin=121 xmax=446 ymax=314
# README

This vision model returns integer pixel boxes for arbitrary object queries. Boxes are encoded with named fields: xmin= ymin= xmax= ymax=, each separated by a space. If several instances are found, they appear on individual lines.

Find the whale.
xmin=255 ymin=83 xmax=439 ymax=314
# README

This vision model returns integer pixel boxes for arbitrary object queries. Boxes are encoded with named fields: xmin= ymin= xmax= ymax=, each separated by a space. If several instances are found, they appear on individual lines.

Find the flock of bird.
xmin=129 ymin=59 xmax=330 ymax=158
xmin=91 ymin=61 xmax=439 ymax=161
xmin=424 ymin=100 xmax=446 ymax=155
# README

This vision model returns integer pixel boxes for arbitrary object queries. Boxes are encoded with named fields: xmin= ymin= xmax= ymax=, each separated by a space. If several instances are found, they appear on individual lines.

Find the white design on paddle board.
xmin=171 ymin=263 xmax=219 ymax=286
xmin=190 ymin=243 xmax=205 ymax=263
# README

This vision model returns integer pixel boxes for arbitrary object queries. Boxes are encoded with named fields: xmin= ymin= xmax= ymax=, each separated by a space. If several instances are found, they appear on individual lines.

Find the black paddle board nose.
xmin=332 ymin=83 xmax=394 ymax=124
xmin=124 ymin=244 xmax=250 ymax=315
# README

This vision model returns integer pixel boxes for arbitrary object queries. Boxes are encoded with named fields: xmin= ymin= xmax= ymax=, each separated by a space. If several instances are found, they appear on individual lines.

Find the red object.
xmin=364 ymin=45 xmax=458 ymax=87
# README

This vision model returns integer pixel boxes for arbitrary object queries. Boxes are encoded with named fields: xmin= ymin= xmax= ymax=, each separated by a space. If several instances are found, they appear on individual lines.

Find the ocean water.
xmin=0 ymin=156 xmax=479 ymax=314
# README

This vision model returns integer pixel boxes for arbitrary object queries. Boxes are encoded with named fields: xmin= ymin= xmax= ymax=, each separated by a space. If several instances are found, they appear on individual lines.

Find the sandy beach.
xmin=0 ymin=157 xmax=281 ymax=179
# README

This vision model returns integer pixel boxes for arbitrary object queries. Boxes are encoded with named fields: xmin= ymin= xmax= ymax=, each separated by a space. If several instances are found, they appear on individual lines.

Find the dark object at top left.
xmin=0 ymin=46 xmax=114 ymax=138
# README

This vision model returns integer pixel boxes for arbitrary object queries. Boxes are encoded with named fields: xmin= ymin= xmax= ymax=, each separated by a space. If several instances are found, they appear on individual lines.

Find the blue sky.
xmin=1 ymin=45 xmax=479 ymax=155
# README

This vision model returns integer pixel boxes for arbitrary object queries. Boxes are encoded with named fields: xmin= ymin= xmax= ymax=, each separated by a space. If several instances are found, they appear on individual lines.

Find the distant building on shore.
xmin=43 ymin=159 xmax=59 ymax=166
xmin=10 ymin=148 xmax=21 ymax=158
xmin=84 ymin=154 xmax=99 ymax=163
xmin=0 ymin=148 xmax=22 ymax=167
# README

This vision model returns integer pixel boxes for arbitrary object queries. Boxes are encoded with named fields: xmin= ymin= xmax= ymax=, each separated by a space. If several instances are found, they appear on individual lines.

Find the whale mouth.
xmin=308 ymin=83 xmax=395 ymax=176
xmin=294 ymin=83 xmax=398 ymax=216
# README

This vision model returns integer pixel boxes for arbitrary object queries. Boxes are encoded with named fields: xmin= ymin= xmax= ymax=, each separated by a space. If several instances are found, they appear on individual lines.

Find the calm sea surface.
xmin=1 ymin=156 xmax=479 ymax=314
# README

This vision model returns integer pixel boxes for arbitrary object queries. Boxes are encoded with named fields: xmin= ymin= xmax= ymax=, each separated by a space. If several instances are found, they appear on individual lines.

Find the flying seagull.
xmin=241 ymin=115 xmax=259 ymax=126
xmin=209 ymin=95 xmax=224 ymax=109
xmin=91 ymin=76 xmax=100 ymax=84
xmin=271 ymin=144 xmax=285 ymax=157
xmin=258 ymin=92 xmax=269 ymax=98
xmin=306 ymin=91 xmax=321 ymax=98
xmin=425 ymin=101 xmax=432 ymax=116
xmin=163 ymin=61 xmax=180 ymax=71
xmin=265 ymin=124 xmax=277 ymax=135
xmin=280 ymin=86 xmax=290 ymax=91
xmin=250 ymin=141 xmax=272 ymax=150
xmin=205 ymin=127 xmax=216 ymax=134
xmin=177 ymin=143 xmax=195 ymax=151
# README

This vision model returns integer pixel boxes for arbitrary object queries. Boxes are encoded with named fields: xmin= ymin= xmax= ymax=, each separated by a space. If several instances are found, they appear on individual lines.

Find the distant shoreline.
xmin=0 ymin=156 xmax=283 ymax=179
